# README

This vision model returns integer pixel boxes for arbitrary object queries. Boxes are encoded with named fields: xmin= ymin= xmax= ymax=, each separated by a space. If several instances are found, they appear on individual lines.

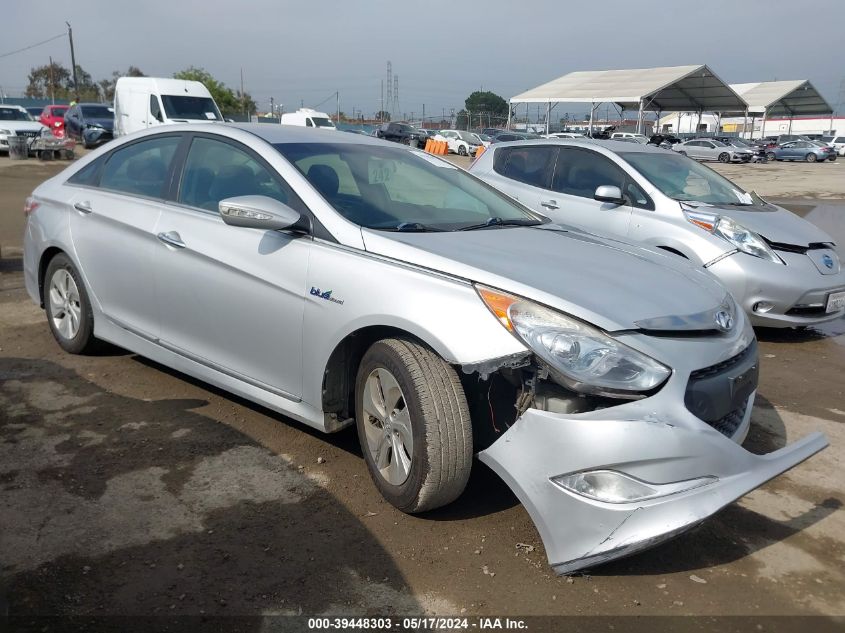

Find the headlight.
xmin=551 ymin=470 xmax=717 ymax=504
xmin=477 ymin=286 xmax=671 ymax=397
xmin=684 ymin=210 xmax=782 ymax=263
xmin=0 ymin=129 xmax=11 ymax=135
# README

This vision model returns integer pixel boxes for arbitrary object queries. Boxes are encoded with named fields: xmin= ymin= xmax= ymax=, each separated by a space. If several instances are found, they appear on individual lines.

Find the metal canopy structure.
xmin=509 ymin=65 xmax=748 ymax=134
xmin=729 ymin=80 xmax=833 ymax=116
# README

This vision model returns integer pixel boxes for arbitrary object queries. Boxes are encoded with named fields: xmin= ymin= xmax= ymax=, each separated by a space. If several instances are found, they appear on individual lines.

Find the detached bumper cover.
xmin=479 ymin=404 xmax=827 ymax=574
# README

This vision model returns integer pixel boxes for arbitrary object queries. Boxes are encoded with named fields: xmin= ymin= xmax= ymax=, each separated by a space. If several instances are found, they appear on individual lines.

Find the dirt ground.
xmin=1 ymin=151 xmax=844 ymax=625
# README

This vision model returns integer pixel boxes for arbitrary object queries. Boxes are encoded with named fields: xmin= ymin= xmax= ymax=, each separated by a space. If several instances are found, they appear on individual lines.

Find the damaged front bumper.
xmin=479 ymin=398 xmax=828 ymax=574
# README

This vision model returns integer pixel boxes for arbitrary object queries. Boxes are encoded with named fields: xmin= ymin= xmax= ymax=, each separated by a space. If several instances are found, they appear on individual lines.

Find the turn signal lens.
xmin=477 ymin=286 xmax=518 ymax=331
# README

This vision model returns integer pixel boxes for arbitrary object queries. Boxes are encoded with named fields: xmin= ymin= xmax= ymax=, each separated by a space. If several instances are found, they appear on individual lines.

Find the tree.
xmin=25 ymin=61 xmax=100 ymax=101
xmin=463 ymin=90 xmax=509 ymax=127
xmin=173 ymin=66 xmax=255 ymax=116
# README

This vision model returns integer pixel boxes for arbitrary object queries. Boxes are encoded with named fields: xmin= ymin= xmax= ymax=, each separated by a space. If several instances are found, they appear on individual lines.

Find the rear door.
xmin=153 ymin=134 xmax=312 ymax=398
xmin=485 ymin=144 xmax=557 ymax=211
xmin=67 ymin=134 xmax=182 ymax=337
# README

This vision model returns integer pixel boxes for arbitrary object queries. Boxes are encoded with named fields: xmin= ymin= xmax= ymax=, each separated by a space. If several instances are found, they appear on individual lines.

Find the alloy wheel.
xmin=48 ymin=268 xmax=82 ymax=340
xmin=361 ymin=367 xmax=414 ymax=486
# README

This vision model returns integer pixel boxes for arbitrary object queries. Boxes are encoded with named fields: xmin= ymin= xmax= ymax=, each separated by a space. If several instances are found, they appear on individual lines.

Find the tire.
xmin=458 ymin=145 xmax=467 ymax=156
xmin=678 ymin=151 xmax=687 ymax=156
xmin=355 ymin=337 xmax=472 ymax=514
xmin=805 ymin=153 xmax=817 ymax=163
xmin=718 ymin=152 xmax=730 ymax=163
xmin=766 ymin=152 xmax=777 ymax=162
xmin=43 ymin=253 xmax=98 ymax=354
xmin=829 ymin=155 xmax=837 ymax=162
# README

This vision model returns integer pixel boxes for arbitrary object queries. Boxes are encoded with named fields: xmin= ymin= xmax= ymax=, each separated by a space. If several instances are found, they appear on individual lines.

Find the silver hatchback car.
xmin=470 ymin=139 xmax=845 ymax=327
xmin=23 ymin=124 xmax=826 ymax=574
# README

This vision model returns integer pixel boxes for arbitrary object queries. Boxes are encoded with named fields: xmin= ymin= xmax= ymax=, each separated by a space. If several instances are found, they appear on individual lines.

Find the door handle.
xmin=540 ymin=200 xmax=559 ymax=210
xmin=73 ymin=201 xmax=92 ymax=214
xmin=157 ymin=231 xmax=186 ymax=249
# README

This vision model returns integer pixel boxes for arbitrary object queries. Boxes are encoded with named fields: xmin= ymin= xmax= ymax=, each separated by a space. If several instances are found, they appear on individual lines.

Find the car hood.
xmin=361 ymin=225 xmax=728 ymax=332
xmin=1 ymin=121 xmax=45 ymax=132
xmin=684 ymin=202 xmax=835 ymax=247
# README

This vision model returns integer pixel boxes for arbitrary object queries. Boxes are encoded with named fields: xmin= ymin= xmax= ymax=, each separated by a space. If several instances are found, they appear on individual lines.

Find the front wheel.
xmin=718 ymin=152 xmax=730 ymax=163
xmin=44 ymin=253 xmax=99 ymax=354
xmin=355 ymin=337 xmax=472 ymax=514
xmin=805 ymin=153 xmax=817 ymax=163
xmin=766 ymin=152 xmax=777 ymax=162
xmin=458 ymin=145 xmax=467 ymax=156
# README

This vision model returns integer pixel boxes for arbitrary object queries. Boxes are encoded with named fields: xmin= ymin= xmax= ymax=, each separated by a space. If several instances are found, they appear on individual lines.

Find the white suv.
xmin=0 ymin=105 xmax=47 ymax=152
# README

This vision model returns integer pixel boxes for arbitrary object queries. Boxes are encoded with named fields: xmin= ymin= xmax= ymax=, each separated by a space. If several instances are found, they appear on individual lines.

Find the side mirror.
xmin=594 ymin=185 xmax=625 ymax=205
xmin=219 ymin=195 xmax=302 ymax=230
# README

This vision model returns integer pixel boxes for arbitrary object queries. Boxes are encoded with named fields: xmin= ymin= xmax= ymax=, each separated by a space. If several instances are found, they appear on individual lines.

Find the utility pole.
xmin=240 ymin=68 xmax=246 ymax=117
xmin=49 ymin=56 xmax=55 ymax=104
xmin=380 ymin=80 xmax=384 ymax=122
xmin=336 ymin=91 xmax=340 ymax=124
xmin=66 ymin=22 xmax=79 ymax=102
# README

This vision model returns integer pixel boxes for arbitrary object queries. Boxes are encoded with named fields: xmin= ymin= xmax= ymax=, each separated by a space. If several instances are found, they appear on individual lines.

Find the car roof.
xmin=231 ymin=122 xmax=390 ymax=146
xmin=489 ymin=137 xmax=668 ymax=155
xmin=0 ymin=105 xmax=27 ymax=112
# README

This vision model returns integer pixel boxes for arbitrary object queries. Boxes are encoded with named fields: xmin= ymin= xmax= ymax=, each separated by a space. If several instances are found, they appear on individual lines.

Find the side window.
xmin=836 ymin=137 xmax=845 ymax=144
xmin=67 ymin=154 xmax=107 ymax=186
xmin=306 ymin=118 xmax=313 ymax=127
xmin=99 ymin=136 xmax=180 ymax=198
xmin=149 ymin=95 xmax=163 ymax=122
xmin=704 ymin=142 xmax=715 ymax=148
xmin=499 ymin=146 xmax=556 ymax=189
xmin=552 ymin=148 xmax=626 ymax=200
xmin=178 ymin=136 xmax=306 ymax=213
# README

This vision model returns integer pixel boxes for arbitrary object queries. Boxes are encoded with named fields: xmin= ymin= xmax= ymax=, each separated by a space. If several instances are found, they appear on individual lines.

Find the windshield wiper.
xmin=391 ymin=222 xmax=446 ymax=232
xmin=458 ymin=217 xmax=542 ymax=231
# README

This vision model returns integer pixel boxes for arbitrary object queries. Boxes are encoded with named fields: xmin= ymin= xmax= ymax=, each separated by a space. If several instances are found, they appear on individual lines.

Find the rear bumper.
xmin=479 ymin=401 xmax=827 ymax=575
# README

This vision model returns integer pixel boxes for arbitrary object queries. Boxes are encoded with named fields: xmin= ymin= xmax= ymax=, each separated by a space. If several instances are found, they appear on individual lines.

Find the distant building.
xmin=658 ymin=112 xmax=843 ymax=137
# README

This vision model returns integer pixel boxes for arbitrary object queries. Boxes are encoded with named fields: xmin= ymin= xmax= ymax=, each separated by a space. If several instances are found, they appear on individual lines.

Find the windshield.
xmin=161 ymin=95 xmax=222 ymax=120
xmin=727 ymin=138 xmax=750 ymax=147
xmin=274 ymin=142 xmax=543 ymax=231
xmin=621 ymin=151 xmax=760 ymax=206
xmin=51 ymin=107 xmax=68 ymax=116
xmin=0 ymin=108 xmax=32 ymax=121
xmin=312 ymin=117 xmax=335 ymax=128
xmin=81 ymin=106 xmax=113 ymax=119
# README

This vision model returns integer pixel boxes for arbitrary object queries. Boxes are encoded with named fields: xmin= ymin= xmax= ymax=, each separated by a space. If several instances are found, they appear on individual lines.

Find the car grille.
xmin=786 ymin=304 xmax=827 ymax=317
xmin=685 ymin=341 xmax=758 ymax=437
xmin=16 ymin=131 xmax=39 ymax=139
xmin=688 ymin=342 xmax=755 ymax=380
xmin=709 ymin=399 xmax=749 ymax=437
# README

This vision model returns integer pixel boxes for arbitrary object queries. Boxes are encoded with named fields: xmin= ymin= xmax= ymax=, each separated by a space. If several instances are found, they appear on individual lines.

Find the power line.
xmin=0 ymin=33 xmax=66 ymax=60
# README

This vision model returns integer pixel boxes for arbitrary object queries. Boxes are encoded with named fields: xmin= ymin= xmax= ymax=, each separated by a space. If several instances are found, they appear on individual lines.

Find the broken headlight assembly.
xmin=551 ymin=470 xmax=717 ymax=504
xmin=477 ymin=286 xmax=671 ymax=398
xmin=683 ymin=209 xmax=782 ymax=264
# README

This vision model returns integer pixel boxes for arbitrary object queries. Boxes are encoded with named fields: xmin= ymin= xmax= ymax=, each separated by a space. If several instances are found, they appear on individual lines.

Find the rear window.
xmin=81 ymin=106 xmax=113 ymax=119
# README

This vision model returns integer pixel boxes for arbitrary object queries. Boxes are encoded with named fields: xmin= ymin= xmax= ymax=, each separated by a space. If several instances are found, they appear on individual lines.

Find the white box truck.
xmin=280 ymin=108 xmax=336 ymax=130
xmin=114 ymin=77 xmax=223 ymax=137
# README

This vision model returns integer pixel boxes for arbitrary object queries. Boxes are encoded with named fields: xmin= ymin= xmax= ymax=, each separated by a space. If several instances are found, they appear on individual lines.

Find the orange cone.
xmin=475 ymin=145 xmax=486 ymax=158
xmin=439 ymin=141 xmax=447 ymax=155
xmin=424 ymin=139 xmax=432 ymax=153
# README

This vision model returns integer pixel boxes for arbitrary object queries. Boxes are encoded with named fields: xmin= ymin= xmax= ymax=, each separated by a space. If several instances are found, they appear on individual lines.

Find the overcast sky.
xmin=3 ymin=0 xmax=843 ymax=119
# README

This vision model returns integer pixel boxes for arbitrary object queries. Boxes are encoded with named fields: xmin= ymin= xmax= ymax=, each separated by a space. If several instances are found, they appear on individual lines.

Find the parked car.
xmin=610 ymin=132 xmax=648 ymax=143
xmin=545 ymin=132 xmax=585 ymax=139
xmin=0 ymin=105 xmax=47 ymax=153
xmin=281 ymin=108 xmax=336 ymax=130
xmin=820 ymin=135 xmax=845 ymax=156
xmin=809 ymin=140 xmax=838 ymax=161
xmin=39 ymin=104 xmax=69 ymax=137
xmin=375 ymin=121 xmax=427 ymax=146
xmin=648 ymin=134 xmax=682 ymax=148
xmin=490 ymin=131 xmax=542 ymax=143
xmin=64 ymin=103 xmax=115 ymax=148
xmin=437 ymin=129 xmax=482 ymax=155
xmin=766 ymin=140 xmax=835 ymax=163
xmin=481 ymin=127 xmax=504 ymax=137
xmin=714 ymin=136 xmax=768 ymax=162
xmin=469 ymin=139 xmax=845 ymax=327
xmin=114 ymin=76 xmax=223 ymax=137
xmin=21 ymin=124 xmax=828 ymax=575
xmin=674 ymin=138 xmax=754 ymax=162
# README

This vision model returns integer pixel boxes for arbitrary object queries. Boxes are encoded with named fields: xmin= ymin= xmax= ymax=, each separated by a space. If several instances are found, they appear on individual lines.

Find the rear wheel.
xmin=718 ymin=152 xmax=730 ymax=163
xmin=805 ymin=153 xmax=817 ymax=163
xmin=355 ymin=337 xmax=472 ymax=513
xmin=44 ymin=254 xmax=98 ymax=354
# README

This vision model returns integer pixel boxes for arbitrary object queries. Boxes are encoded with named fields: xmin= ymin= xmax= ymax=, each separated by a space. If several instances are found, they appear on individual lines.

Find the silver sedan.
xmin=469 ymin=139 xmax=845 ymax=327
xmin=674 ymin=138 xmax=754 ymax=162
xmin=23 ymin=124 xmax=827 ymax=574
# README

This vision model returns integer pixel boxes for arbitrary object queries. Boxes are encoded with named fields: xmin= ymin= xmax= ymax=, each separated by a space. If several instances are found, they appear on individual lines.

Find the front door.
xmin=153 ymin=134 xmax=311 ymax=398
